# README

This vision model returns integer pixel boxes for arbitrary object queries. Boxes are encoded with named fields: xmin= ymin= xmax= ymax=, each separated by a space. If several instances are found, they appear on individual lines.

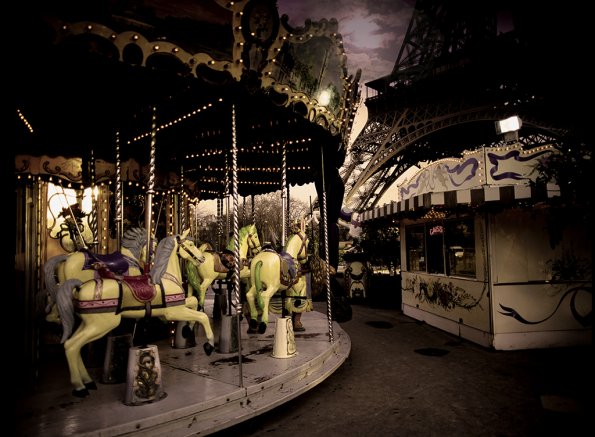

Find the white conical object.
xmin=272 ymin=316 xmax=297 ymax=359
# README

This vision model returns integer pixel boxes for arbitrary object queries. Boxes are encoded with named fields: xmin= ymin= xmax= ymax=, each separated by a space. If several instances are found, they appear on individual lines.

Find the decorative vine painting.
xmin=403 ymin=276 xmax=484 ymax=311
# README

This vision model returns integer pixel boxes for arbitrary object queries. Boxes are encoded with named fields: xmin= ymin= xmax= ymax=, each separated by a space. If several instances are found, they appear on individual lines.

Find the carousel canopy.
xmin=15 ymin=0 xmax=361 ymax=200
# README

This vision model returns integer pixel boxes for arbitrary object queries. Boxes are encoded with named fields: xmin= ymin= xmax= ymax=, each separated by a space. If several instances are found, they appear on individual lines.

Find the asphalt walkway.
xmin=214 ymin=300 xmax=592 ymax=436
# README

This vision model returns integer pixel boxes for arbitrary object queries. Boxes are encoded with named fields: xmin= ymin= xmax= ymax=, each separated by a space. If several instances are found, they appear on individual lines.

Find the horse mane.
xmin=121 ymin=227 xmax=147 ymax=260
xmin=150 ymin=235 xmax=176 ymax=282
xmin=284 ymin=230 xmax=305 ymax=251
xmin=225 ymin=223 xmax=254 ymax=251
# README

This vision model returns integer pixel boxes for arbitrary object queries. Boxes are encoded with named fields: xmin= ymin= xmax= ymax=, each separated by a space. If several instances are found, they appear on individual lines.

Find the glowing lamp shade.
xmin=495 ymin=116 xmax=522 ymax=134
xmin=318 ymin=90 xmax=331 ymax=106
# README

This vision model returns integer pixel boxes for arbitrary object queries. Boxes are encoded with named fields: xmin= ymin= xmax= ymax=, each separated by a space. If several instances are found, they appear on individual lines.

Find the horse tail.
xmin=56 ymin=278 xmax=81 ymax=343
xmin=186 ymin=262 xmax=202 ymax=296
xmin=254 ymin=261 xmax=265 ymax=309
xmin=254 ymin=261 xmax=263 ymax=293
xmin=44 ymin=254 xmax=68 ymax=309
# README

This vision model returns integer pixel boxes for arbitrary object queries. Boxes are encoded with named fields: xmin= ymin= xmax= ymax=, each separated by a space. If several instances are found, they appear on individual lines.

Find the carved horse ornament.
xmin=245 ymin=229 xmax=309 ymax=334
xmin=56 ymin=229 xmax=214 ymax=397
xmin=186 ymin=223 xmax=262 ymax=310
xmin=42 ymin=227 xmax=154 ymax=322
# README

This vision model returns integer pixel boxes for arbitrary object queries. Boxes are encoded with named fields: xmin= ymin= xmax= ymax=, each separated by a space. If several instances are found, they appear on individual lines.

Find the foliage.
xmin=358 ymin=218 xmax=400 ymax=269
xmin=548 ymin=248 xmax=592 ymax=282
xmin=532 ymin=137 xmax=592 ymax=248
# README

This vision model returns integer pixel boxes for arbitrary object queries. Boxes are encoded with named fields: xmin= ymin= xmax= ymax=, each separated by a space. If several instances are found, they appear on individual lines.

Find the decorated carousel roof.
xmin=15 ymin=0 xmax=361 ymax=200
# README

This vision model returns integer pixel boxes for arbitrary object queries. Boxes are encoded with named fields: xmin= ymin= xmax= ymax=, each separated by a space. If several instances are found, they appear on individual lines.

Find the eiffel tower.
xmin=343 ymin=0 xmax=590 ymax=211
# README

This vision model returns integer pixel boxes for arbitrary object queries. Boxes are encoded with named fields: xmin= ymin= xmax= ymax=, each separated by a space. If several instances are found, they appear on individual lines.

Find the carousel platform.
xmin=15 ymin=296 xmax=351 ymax=437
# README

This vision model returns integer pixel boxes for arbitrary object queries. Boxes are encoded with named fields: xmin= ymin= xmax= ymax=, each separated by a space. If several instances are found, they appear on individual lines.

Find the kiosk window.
xmin=406 ymin=225 xmax=425 ymax=272
xmin=405 ymin=218 xmax=476 ymax=277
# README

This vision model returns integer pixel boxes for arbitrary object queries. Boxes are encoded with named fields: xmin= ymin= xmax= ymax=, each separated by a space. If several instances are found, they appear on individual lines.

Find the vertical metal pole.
xmin=286 ymin=183 xmax=290 ymax=236
xmin=115 ymin=132 xmax=123 ymax=248
xmin=224 ymin=155 xmax=230 ymax=243
xmin=180 ymin=166 xmax=186 ymax=232
xmin=320 ymin=147 xmax=334 ymax=342
xmin=281 ymin=142 xmax=287 ymax=247
xmin=231 ymin=104 xmax=243 ymax=387
xmin=251 ymin=194 xmax=255 ymax=225
xmin=217 ymin=197 xmax=223 ymax=250
xmin=89 ymin=149 xmax=98 ymax=251
xmin=242 ymin=196 xmax=246 ymax=227
xmin=145 ymin=107 xmax=157 ymax=271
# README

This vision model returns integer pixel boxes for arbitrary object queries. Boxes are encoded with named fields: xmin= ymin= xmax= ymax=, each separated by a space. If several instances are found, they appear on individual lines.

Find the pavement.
xmin=213 ymin=298 xmax=593 ymax=437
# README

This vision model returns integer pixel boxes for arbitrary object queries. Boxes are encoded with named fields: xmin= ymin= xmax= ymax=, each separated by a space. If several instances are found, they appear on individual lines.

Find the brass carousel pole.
xmin=281 ymin=141 xmax=287 ymax=248
xmin=124 ymin=105 xmax=166 ymax=406
xmin=272 ymin=140 xmax=296 ymax=358
xmin=145 ymin=107 xmax=157 ymax=271
xmin=320 ymin=147 xmax=334 ymax=343
xmin=115 ymin=131 xmax=123 ymax=248
xmin=231 ymin=104 xmax=243 ymax=386
xmin=180 ymin=165 xmax=186 ymax=232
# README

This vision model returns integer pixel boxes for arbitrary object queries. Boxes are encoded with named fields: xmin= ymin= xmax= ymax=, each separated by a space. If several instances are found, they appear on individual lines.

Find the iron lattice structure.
xmin=343 ymin=0 xmax=589 ymax=211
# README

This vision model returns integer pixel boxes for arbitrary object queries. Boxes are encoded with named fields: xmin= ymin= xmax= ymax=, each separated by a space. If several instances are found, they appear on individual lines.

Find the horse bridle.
xmin=176 ymin=235 xmax=205 ymax=265
xmin=294 ymin=231 xmax=308 ymax=262
xmin=247 ymin=232 xmax=261 ymax=258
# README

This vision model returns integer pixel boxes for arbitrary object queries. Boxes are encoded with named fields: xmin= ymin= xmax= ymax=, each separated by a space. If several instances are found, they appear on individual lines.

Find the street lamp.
xmin=495 ymin=116 xmax=522 ymax=142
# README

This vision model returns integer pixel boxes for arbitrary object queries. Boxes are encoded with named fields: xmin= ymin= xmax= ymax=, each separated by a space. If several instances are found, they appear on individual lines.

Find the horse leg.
xmin=163 ymin=306 xmax=215 ymax=356
xmin=64 ymin=313 xmax=120 ymax=396
xmin=245 ymin=284 xmax=260 ymax=333
xmin=198 ymin=278 xmax=213 ymax=312
xmin=258 ymin=285 xmax=279 ymax=334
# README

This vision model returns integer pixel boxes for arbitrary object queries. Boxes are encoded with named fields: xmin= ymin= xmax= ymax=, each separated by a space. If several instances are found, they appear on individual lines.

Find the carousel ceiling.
xmin=15 ymin=0 xmax=361 ymax=200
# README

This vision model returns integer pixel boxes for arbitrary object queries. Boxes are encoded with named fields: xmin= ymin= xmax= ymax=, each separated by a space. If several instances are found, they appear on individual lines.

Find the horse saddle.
xmin=208 ymin=249 xmax=236 ymax=273
xmin=279 ymin=251 xmax=300 ymax=287
xmin=95 ymin=265 xmax=156 ymax=303
xmin=83 ymin=250 xmax=130 ymax=275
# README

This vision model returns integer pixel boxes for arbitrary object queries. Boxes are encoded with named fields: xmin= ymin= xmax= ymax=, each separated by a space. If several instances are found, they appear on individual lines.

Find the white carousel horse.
xmin=43 ymin=227 xmax=154 ymax=321
xmin=186 ymin=223 xmax=261 ymax=310
xmin=245 ymin=228 xmax=309 ymax=334
xmin=55 ymin=229 xmax=214 ymax=397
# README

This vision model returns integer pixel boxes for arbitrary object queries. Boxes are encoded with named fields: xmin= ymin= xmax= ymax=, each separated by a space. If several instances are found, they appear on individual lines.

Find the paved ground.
xmin=213 ymin=299 xmax=593 ymax=437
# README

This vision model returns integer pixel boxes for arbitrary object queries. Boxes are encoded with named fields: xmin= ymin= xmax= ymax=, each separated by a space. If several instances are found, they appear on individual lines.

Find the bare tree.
xmin=195 ymin=191 xmax=309 ymax=251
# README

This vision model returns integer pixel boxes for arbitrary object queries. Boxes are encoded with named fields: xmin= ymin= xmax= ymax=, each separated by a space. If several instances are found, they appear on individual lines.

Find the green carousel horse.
xmin=56 ymin=229 xmax=214 ymax=397
xmin=186 ymin=223 xmax=261 ymax=311
xmin=245 ymin=227 xmax=309 ymax=334
xmin=43 ymin=227 xmax=154 ymax=322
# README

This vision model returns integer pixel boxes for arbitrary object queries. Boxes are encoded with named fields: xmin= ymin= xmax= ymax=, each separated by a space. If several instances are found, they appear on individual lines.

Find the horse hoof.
xmin=249 ymin=318 xmax=259 ymax=330
xmin=72 ymin=388 xmax=90 ymax=398
xmin=258 ymin=322 xmax=267 ymax=334
xmin=203 ymin=342 xmax=215 ymax=356
xmin=247 ymin=326 xmax=257 ymax=334
xmin=182 ymin=324 xmax=192 ymax=338
xmin=85 ymin=381 xmax=98 ymax=390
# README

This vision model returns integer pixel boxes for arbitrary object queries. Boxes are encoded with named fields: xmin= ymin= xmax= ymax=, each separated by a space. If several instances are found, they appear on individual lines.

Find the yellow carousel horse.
xmin=186 ymin=223 xmax=261 ymax=310
xmin=245 ymin=227 xmax=309 ymax=334
xmin=55 ymin=229 xmax=214 ymax=397
xmin=43 ymin=227 xmax=154 ymax=321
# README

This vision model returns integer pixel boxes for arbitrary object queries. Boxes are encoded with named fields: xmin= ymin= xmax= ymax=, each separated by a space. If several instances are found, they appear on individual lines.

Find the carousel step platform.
xmin=15 ymin=307 xmax=350 ymax=437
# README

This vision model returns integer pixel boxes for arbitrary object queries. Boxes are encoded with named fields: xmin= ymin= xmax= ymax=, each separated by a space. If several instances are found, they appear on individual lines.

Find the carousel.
xmin=14 ymin=1 xmax=357 ymax=435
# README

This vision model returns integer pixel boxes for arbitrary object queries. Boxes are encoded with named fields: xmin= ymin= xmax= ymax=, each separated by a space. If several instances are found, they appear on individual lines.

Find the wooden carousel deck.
xmin=15 ymin=295 xmax=351 ymax=436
